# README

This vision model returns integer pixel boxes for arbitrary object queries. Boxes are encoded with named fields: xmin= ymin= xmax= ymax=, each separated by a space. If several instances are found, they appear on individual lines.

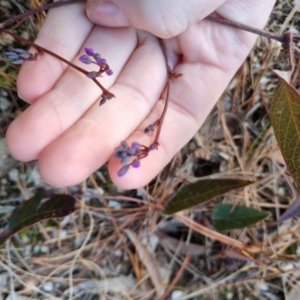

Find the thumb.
xmin=86 ymin=0 xmax=226 ymax=38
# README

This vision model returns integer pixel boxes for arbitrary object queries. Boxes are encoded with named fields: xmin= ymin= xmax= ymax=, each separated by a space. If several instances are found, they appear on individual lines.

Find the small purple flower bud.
xmin=79 ymin=55 xmax=92 ymax=64
xmin=121 ymin=155 xmax=130 ymax=164
xmin=149 ymin=143 xmax=157 ymax=151
xmin=117 ymin=165 xmax=130 ymax=177
xmin=106 ymin=69 xmax=113 ymax=76
xmin=5 ymin=52 xmax=19 ymax=60
xmin=86 ymin=71 xmax=98 ymax=79
xmin=93 ymin=53 xmax=101 ymax=60
xmin=120 ymin=151 xmax=128 ymax=158
xmin=114 ymin=150 xmax=127 ymax=159
xmin=96 ymin=58 xmax=106 ymax=65
xmin=99 ymin=98 xmax=107 ymax=106
xmin=114 ymin=147 xmax=124 ymax=155
xmin=131 ymin=142 xmax=140 ymax=149
xmin=11 ymin=59 xmax=24 ymax=65
xmin=121 ymin=141 xmax=129 ymax=149
xmin=13 ymin=48 xmax=28 ymax=54
xmin=127 ymin=148 xmax=137 ymax=155
xmin=5 ymin=49 xmax=32 ymax=64
xmin=18 ymin=53 xmax=30 ymax=59
xmin=132 ymin=159 xmax=140 ymax=168
xmin=144 ymin=124 xmax=155 ymax=133
xmin=114 ymin=152 xmax=122 ymax=158
xmin=84 ymin=47 xmax=94 ymax=56
xmin=99 ymin=92 xmax=114 ymax=106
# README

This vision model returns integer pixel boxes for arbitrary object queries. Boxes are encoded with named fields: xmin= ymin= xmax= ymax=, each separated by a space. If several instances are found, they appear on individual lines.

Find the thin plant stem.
xmin=153 ymin=39 xmax=173 ymax=146
xmin=286 ymin=32 xmax=295 ymax=74
xmin=206 ymin=14 xmax=285 ymax=42
xmin=0 ymin=0 xmax=86 ymax=29
xmin=206 ymin=14 xmax=300 ymax=83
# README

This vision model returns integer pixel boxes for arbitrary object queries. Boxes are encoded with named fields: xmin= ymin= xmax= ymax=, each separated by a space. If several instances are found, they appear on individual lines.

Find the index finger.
xmin=17 ymin=3 xmax=93 ymax=102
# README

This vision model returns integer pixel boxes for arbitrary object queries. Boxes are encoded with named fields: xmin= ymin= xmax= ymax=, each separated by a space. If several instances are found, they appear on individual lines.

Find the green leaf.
xmin=0 ymin=188 xmax=78 ymax=245
xmin=163 ymin=178 xmax=254 ymax=214
xmin=212 ymin=203 xmax=269 ymax=232
xmin=271 ymin=71 xmax=300 ymax=189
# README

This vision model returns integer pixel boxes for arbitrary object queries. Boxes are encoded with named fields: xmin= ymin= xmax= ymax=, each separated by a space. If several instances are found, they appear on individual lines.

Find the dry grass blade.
xmin=124 ymin=229 xmax=165 ymax=298
xmin=174 ymin=213 xmax=261 ymax=253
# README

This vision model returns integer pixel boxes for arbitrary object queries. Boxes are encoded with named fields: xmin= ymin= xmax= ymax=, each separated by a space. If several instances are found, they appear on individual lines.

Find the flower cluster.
xmin=79 ymin=47 xmax=113 ymax=78
xmin=114 ymin=141 xmax=157 ymax=176
xmin=5 ymin=48 xmax=39 ymax=65
xmin=79 ymin=47 xmax=114 ymax=105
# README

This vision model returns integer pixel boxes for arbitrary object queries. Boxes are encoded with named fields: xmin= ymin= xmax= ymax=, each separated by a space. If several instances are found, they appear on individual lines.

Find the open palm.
xmin=6 ymin=0 xmax=275 ymax=188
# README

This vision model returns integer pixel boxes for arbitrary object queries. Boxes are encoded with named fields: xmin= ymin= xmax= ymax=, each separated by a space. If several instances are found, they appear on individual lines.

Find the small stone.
xmin=42 ymin=282 xmax=53 ymax=292
xmin=0 ymin=33 xmax=14 ymax=46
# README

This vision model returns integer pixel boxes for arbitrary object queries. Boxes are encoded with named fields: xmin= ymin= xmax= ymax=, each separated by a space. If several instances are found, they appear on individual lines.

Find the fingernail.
xmin=93 ymin=1 xmax=120 ymax=13
xmin=87 ymin=1 xmax=130 ymax=26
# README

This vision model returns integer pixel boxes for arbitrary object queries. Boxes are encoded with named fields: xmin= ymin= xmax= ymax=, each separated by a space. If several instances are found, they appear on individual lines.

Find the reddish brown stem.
xmin=206 ymin=14 xmax=286 ymax=42
xmin=153 ymin=39 xmax=173 ymax=147
xmin=0 ymin=0 xmax=86 ymax=29
xmin=206 ymin=14 xmax=298 ymax=83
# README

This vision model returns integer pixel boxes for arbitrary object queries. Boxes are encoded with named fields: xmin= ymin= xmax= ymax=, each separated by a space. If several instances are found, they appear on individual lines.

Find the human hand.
xmin=6 ymin=0 xmax=275 ymax=189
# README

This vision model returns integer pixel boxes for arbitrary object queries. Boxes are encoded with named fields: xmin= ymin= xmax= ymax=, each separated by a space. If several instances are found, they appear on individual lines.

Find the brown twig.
xmin=152 ymin=39 xmax=174 ymax=147
xmin=0 ymin=0 xmax=86 ymax=29
xmin=286 ymin=32 xmax=295 ymax=75
xmin=206 ymin=14 xmax=300 ymax=82
xmin=162 ymin=253 xmax=191 ymax=300
xmin=206 ymin=14 xmax=285 ymax=42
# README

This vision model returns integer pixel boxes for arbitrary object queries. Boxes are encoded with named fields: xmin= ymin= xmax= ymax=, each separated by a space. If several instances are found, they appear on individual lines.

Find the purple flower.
xmin=96 ymin=58 xmax=106 ymax=65
xmin=79 ymin=55 xmax=92 ymax=64
xmin=86 ymin=71 xmax=98 ymax=79
xmin=5 ymin=49 xmax=30 ymax=65
xmin=9 ymin=59 xmax=24 ymax=65
xmin=113 ymin=140 xmax=156 ymax=176
xmin=106 ymin=69 xmax=113 ymax=76
xmin=144 ymin=124 xmax=155 ymax=133
xmin=121 ymin=155 xmax=130 ymax=164
xmin=149 ymin=143 xmax=157 ymax=151
xmin=127 ymin=146 xmax=139 ymax=155
xmin=117 ymin=165 xmax=130 ymax=177
xmin=132 ymin=159 xmax=140 ymax=168
xmin=126 ymin=149 xmax=135 ymax=156
xmin=5 ymin=51 xmax=19 ymax=60
xmin=93 ymin=53 xmax=101 ymax=60
xmin=79 ymin=47 xmax=113 ymax=93
xmin=115 ymin=141 xmax=138 ymax=161
xmin=121 ymin=141 xmax=128 ymax=148
xmin=84 ymin=47 xmax=94 ymax=56
xmin=131 ymin=142 xmax=140 ymax=149
xmin=13 ymin=48 xmax=28 ymax=54
xmin=14 ymin=49 xmax=30 ymax=59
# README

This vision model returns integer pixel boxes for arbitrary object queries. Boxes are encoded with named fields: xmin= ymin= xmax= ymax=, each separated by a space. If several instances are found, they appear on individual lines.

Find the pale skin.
xmin=6 ymin=0 xmax=276 ymax=189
